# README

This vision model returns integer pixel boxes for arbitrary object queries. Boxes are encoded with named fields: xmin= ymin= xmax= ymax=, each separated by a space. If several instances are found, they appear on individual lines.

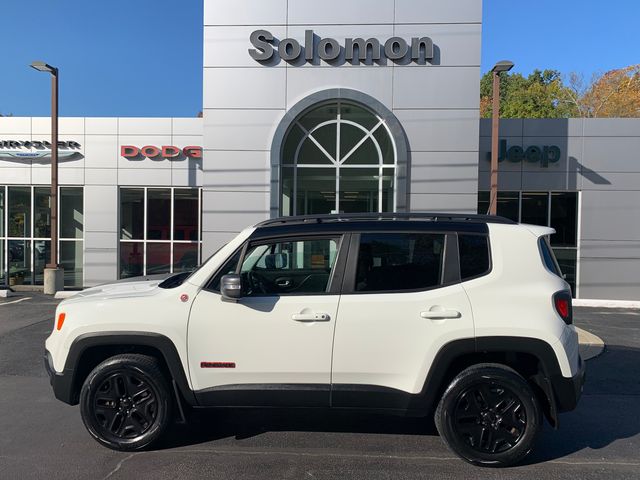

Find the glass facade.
xmin=0 ymin=185 xmax=83 ymax=287
xmin=280 ymin=101 xmax=397 ymax=216
xmin=119 ymin=187 xmax=201 ymax=279
xmin=478 ymin=191 xmax=579 ymax=295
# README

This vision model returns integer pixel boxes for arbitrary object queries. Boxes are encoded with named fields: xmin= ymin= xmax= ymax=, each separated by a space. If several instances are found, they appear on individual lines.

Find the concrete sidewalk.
xmin=577 ymin=327 xmax=605 ymax=360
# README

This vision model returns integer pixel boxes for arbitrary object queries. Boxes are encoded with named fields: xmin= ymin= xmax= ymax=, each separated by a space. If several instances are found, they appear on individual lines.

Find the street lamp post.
xmin=488 ymin=60 xmax=514 ymax=215
xmin=30 ymin=61 xmax=63 ymax=294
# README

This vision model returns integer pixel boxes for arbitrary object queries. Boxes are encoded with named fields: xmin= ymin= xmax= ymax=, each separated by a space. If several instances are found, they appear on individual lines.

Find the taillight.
xmin=553 ymin=292 xmax=573 ymax=325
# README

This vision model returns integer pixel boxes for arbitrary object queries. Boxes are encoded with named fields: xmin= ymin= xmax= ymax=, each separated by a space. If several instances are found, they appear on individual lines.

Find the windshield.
xmin=158 ymin=243 xmax=227 ymax=289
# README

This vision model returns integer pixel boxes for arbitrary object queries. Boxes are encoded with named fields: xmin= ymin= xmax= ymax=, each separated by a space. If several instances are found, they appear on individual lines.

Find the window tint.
xmin=240 ymin=238 xmax=339 ymax=296
xmin=459 ymin=235 xmax=490 ymax=280
xmin=355 ymin=233 xmax=445 ymax=292
xmin=539 ymin=236 xmax=562 ymax=277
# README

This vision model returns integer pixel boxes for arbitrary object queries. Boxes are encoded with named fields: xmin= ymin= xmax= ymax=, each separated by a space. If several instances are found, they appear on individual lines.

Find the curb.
xmin=574 ymin=299 xmax=640 ymax=309
xmin=576 ymin=327 xmax=605 ymax=360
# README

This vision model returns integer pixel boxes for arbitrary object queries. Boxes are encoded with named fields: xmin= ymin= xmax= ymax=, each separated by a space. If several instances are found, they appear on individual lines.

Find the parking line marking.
xmin=0 ymin=297 xmax=32 ymax=306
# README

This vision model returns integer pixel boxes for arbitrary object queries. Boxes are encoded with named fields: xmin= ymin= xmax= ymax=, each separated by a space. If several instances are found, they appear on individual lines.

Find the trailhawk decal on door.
xmin=200 ymin=362 xmax=236 ymax=369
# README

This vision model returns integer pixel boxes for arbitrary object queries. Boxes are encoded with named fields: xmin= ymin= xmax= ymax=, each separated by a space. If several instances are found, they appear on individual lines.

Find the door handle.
xmin=420 ymin=308 xmax=461 ymax=320
xmin=292 ymin=312 xmax=330 ymax=322
xmin=276 ymin=279 xmax=291 ymax=287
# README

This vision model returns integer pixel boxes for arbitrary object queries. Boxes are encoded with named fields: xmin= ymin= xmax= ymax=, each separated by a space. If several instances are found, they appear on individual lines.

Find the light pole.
xmin=30 ymin=61 xmax=63 ymax=294
xmin=488 ymin=60 xmax=514 ymax=215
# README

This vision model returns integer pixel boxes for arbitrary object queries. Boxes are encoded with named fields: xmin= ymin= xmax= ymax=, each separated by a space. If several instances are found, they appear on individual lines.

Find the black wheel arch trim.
xmin=49 ymin=331 xmax=196 ymax=407
xmin=413 ymin=336 xmax=579 ymax=425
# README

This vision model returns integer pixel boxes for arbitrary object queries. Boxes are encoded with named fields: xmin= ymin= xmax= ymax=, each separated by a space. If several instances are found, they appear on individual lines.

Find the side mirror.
xmin=220 ymin=274 xmax=242 ymax=301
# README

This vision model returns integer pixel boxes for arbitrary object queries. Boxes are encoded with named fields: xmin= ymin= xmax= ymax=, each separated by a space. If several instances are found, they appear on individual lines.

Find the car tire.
xmin=434 ymin=363 xmax=542 ymax=467
xmin=80 ymin=354 xmax=172 ymax=451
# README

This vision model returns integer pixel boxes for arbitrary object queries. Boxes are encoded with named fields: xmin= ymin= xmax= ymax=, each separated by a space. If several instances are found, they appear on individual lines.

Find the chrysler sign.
xmin=0 ymin=139 xmax=81 ymax=161
xmin=249 ymin=30 xmax=434 ymax=64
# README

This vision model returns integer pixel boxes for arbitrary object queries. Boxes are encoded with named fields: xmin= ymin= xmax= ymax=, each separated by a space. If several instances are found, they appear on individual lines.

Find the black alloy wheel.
xmin=93 ymin=371 xmax=158 ymax=439
xmin=453 ymin=382 xmax=526 ymax=454
xmin=80 ymin=354 xmax=172 ymax=451
xmin=435 ymin=363 xmax=542 ymax=467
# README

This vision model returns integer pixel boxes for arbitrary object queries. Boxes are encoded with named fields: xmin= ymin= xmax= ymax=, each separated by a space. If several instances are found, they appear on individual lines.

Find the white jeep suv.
xmin=45 ymin=213 xmax=585 ymax=467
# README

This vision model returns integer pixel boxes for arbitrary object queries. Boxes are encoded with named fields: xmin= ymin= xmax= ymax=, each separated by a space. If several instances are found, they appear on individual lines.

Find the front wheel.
xmin=80 ymin=354 xmax=172 ymax=451
xmin=434 ymin=363 xmax=542 ymax=467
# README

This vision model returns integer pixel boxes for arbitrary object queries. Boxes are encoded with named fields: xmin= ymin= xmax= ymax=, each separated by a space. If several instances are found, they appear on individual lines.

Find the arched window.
xmin=280 ymin=101 xmax=397 ymax=216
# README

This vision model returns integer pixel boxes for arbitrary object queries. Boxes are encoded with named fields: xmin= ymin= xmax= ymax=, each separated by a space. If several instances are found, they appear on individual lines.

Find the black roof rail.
xmin=255 ymin=212 xmax=516 ymax=227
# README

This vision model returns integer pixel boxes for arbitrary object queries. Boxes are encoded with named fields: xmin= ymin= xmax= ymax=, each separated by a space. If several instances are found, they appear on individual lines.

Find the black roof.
xmin=250 ymin=213 xmax=514 ymax=239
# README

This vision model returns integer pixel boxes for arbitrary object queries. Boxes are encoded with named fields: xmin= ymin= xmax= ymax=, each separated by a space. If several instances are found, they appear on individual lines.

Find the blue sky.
xmin=1 ymin=0 xmax=638 ymax=117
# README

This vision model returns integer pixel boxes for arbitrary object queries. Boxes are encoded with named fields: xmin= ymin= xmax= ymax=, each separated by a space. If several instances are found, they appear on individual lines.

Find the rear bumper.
xmin=551 ymin=354 xmax=586 ymax=412
xmin=44 ymin=350 xmax=77 ymax=405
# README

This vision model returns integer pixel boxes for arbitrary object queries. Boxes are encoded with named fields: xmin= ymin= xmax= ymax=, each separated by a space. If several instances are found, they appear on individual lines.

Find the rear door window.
xmin=354 ymin=232 xmax=445 ymax=292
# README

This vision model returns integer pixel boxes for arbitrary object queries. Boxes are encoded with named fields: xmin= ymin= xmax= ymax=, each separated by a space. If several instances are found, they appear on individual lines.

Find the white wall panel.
xmin=203 ymin=68 xmax=286 ymax=109
xmin=204 ymin=0 xmax=287 ymax=26
xmin=202 ymin=190 xmax=269 ymax=232
xmin=83 ymin=135 xmax=119 ymax=169
xmin=395 ymin=0 xmax=482 ymax=24
xmin=288 ymin=0 xmax=395 ymax=25
xmin=172 ymin=118 xmax=204 ymax=136
xmin=395 ymin=109 xmax=480 ymax=152
xmin=203 ymin=150 xmax=269 ymax=191
xmin=0 ymin=117 xmax=31 ymax=134
xmin=84 ymin=185 xmax=118 ymax=233
xmin=204 ymin=109 xmax=283 ymax=151
xmin=85 ymin=118 xmax=118 ymax=135
xmin=32 ymin=117 xmax=84 ymax=135
xmin=118 ymin=168 xmax=172 ymax=186
xmin=393 ymin=66 xmax=480 ymax=109
xmin=286 ymin=67 xmax=393 ymax=109
xmin=0 ymin=167 xmax=31 ymax=184
xmin=84 ymin=168 xmax=118 ymax=185
xmin=118 ymin=118 xmax=172 ymax=136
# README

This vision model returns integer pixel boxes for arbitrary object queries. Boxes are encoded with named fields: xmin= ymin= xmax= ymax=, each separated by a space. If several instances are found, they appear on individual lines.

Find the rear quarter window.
xmin=458 ymin=234 xmax=490 ymax=281
xmin=539 ymin=236 xmax=563 ymax=277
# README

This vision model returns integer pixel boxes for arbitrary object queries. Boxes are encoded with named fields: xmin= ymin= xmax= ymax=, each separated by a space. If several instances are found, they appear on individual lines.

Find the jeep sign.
xmin=249 ymin=29 xmax=434 ymax=64
xmin=487 ymin=139 xmax=561 ymax=168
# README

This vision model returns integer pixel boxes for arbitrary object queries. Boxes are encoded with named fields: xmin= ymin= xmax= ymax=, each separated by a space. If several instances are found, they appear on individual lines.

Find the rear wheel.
xmin=435 ymin=363 xmax=542 ymax=467
xmin=80 ymin=354 xmax=172 ymax=451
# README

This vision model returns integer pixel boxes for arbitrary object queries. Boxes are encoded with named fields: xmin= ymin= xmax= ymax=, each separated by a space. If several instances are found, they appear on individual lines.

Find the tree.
xmin=480 ymin=69 xmax=578 ymax=118
xmin=568 ymin=65 xmax=640 ymax=117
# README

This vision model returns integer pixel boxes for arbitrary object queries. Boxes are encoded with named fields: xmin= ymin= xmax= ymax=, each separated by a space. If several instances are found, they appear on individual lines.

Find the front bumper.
xmin=550 ymin=354 xmax=586 ymax=412
xmin=44 ymin=350 xmax=77 ymax=405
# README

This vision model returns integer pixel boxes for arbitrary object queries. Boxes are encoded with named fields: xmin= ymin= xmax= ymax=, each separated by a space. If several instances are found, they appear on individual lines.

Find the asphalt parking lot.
xmin=1 ymin=293 xmax=639 ymax=479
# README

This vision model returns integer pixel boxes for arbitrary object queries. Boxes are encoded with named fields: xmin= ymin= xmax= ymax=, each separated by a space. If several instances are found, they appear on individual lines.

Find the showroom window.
xmin=0 ymin=185 xmax=83 ymax=288
xmin=280 ymin=101 xmax=397 ymax=215
xmin=119 ymin=187 xmax=201 ymax=279
xmin=478 ymin=191 xmax=579 ymax=295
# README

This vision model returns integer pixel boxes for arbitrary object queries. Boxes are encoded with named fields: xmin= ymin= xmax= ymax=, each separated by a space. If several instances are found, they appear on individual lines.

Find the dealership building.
xmin=0 ymin=0 xmax=638 ymax=300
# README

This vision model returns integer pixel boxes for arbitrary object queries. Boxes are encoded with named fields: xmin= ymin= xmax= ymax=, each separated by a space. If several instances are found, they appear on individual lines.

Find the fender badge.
xmin=201 ymin=362 xmax=236 ymax=369
xmin=180 ymin=293 xmax=189 ymax=302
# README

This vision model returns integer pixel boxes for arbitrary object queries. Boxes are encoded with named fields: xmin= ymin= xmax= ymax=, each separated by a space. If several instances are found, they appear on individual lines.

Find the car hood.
xmin=62 ymin=276 xmax=169 ymax=304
